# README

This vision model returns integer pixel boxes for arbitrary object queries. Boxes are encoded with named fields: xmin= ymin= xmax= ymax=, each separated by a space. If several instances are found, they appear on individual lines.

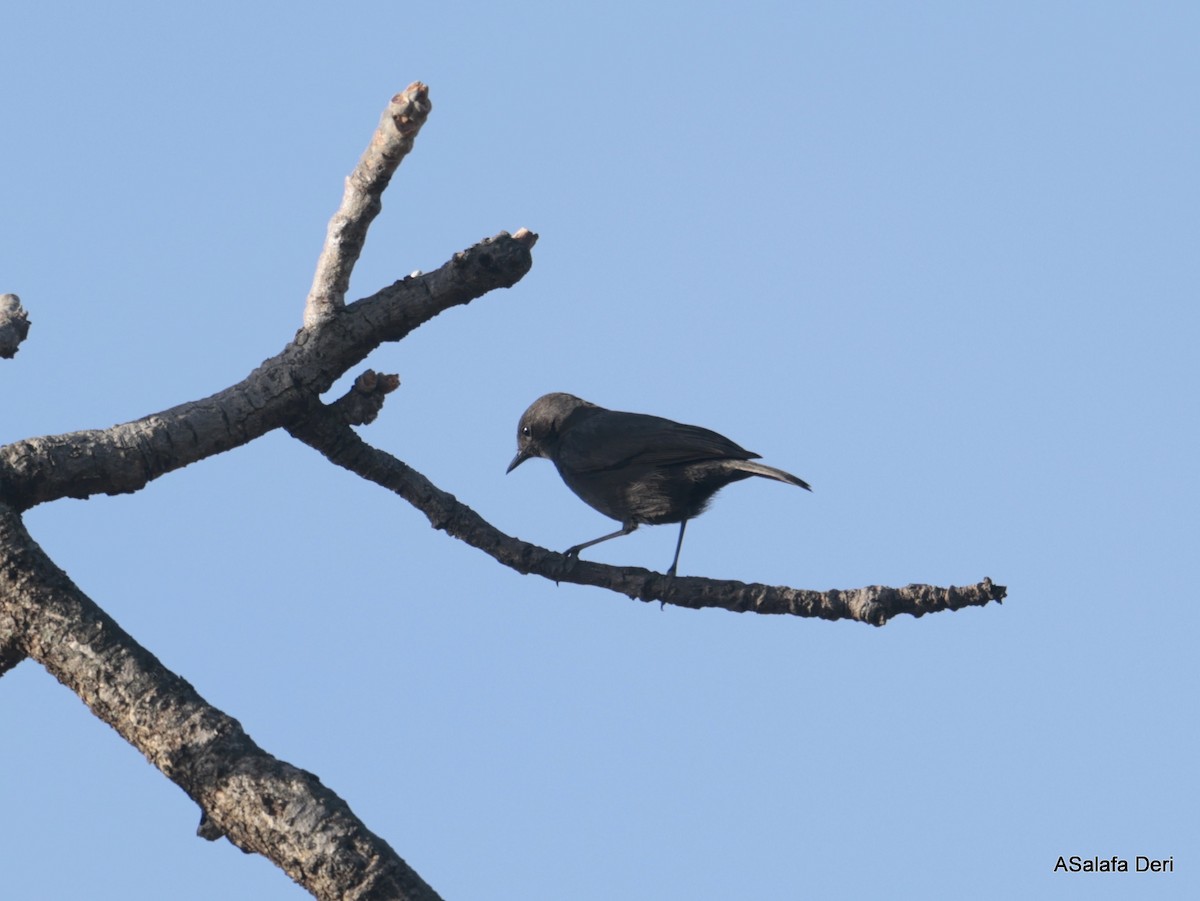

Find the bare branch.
xmin=304 ymin=83 xmax=433 ymax=328
xmin=0 ymin=231 xmax=535 ymax=511
xmin=0 ymin=504 xmax=443 ymax=901
xmin=0 ymin=293 xmax=31 ymax=358
xmin=288 ymin=408 xmax=1005 ymax=624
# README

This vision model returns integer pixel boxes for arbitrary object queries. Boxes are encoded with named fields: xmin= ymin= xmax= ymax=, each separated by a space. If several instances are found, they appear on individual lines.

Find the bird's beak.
xmin=506 ymin=448 xmax=531 ymax=474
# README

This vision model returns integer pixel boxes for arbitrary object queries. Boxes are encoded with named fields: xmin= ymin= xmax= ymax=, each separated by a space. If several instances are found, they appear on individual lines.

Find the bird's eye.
xmin=521 ymin=425 xmax=531 ymax=437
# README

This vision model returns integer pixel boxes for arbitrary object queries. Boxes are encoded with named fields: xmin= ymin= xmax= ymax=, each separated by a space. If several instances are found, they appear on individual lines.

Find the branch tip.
xmin=318 ymin=369 xmax=402 ymax=427
xmin=0 ymin=293 xmax=31 ymax=359
xmin=354 ymin=369 xmax=401 ymax=395
xmin=304 ymin=87 xmax=435 ymax=329
xmin=512 ymin=227 xmax=539 ymax=247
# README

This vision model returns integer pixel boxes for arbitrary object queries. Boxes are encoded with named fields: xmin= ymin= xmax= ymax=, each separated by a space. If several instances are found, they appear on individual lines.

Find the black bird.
xmin=506 ymin=392 xmax=811 ymax=575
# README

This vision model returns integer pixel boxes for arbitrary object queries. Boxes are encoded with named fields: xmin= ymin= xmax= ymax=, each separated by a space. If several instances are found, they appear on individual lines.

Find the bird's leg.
xmin=564 ymin=522 xmax=638 ymax=560
xmin=665 ymin=519 xmax=688 ymax=578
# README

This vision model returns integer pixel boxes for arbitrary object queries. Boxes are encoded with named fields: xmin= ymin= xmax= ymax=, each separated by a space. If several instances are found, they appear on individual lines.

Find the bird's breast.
xmin=553 ymin=461 xmax=707 ymax=525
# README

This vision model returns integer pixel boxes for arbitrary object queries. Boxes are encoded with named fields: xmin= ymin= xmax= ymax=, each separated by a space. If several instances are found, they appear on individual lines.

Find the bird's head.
xmin=506 ymin=392 xmax=594 ymax=473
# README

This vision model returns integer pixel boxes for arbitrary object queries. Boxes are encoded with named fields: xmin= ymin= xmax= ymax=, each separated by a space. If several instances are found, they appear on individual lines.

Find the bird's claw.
xmin=659 ymin=568 xmax=677 ymax=609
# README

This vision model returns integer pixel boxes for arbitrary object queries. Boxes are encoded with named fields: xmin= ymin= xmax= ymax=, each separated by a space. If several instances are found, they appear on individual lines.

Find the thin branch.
xmin=0 ymin=230 xmax=535 ymax=511
xmin=288 ymin=408 xmax=1005 ymax=624
xmin=0 ymin=504 xmax=442 ymax=901
xmin=304 ymin=83 xmax=433 ymax=328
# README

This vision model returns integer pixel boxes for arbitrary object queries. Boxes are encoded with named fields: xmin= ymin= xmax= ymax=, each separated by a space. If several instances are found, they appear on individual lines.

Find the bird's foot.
xmin=660 ymin=567 xmax=677 ymax=609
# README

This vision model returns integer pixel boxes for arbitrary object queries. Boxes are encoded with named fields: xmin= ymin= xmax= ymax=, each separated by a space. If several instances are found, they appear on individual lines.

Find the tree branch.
xmin=288 ymin=406 xmax=1005 ymax=624
xmin=0 ymin=503 xmax=443 ymax=901
xmin=0 ymin=74 xmax=1006 ymax=901
xmin=0 ymin=230 xmax=535 ymax=511
xmin=304 ymin=83 xmax=433 ymax=328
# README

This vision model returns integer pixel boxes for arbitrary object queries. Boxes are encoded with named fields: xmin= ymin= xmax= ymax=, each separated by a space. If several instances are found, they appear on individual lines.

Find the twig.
xmin=304 ymin=84 xmax=433 ymax=328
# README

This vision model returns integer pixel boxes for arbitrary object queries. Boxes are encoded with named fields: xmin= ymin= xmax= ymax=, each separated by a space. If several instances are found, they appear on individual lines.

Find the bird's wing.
xmin=559 ymin=411 xmax=758 ymax=473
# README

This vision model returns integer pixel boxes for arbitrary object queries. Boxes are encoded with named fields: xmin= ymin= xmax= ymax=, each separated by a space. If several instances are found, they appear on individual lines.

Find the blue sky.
xmin=2 ymin=3 xmax=1197 ymax=899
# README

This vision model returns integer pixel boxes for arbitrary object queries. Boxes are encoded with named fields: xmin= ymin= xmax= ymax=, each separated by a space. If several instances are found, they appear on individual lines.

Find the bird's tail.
xmin=736 ymin=460 xmax=812 ymax=491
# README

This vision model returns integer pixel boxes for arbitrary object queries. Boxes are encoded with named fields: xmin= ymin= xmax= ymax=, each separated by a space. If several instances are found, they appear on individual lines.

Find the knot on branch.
xmin=330 ymin=370 xmax=401 ymax=426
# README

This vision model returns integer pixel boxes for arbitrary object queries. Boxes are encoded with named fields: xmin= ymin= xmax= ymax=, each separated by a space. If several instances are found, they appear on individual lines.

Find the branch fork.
xmin=0 ymin=84 xmax=1002 ymax=901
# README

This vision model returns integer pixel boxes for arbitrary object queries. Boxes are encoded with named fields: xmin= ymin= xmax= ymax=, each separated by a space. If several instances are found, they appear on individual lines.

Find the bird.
xmin=506 ymin=392 xmax=811 ymax=576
